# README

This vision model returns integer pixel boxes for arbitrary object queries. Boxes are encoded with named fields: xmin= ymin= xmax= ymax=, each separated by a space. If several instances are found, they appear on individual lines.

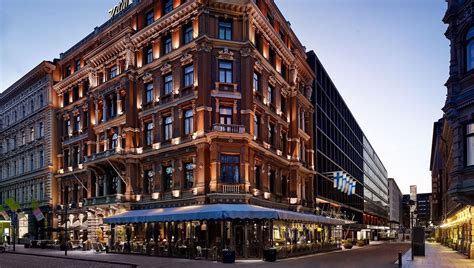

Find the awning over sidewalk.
xmin=103 ymin=204 xmax=346 ymax=225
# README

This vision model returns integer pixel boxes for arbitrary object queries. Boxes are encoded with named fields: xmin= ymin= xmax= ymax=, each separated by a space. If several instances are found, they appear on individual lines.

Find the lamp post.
xmin=58 ymin=203 xmax=76 ymax=256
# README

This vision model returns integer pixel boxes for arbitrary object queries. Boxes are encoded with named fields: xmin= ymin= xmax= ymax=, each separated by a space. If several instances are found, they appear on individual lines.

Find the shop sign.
xmin=331 ymin=171 xmax=356 ymax=196
xmin=109 ymin=0 xmax=132 ymax=18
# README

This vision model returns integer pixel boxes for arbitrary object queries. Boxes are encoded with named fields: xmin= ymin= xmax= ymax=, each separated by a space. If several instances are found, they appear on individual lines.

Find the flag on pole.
xmin=5 ymin=198 xmax=20 ymax=212
xmin=33 ymin=208 xmax=45 ymax=221
xmin=31 ymin=198 xmax=44 ymax=221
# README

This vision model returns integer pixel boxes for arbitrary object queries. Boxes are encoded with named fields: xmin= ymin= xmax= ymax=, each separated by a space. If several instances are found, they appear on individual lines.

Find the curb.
xmin=4 ymin=251 xmax=138 ymax=268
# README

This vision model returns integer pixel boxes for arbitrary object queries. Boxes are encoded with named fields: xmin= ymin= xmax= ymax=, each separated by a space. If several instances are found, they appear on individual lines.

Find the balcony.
xmin=220 ymin=184 xmax=243 ymax=193
xmin=84 ymin=148 xmax=123 ymax=163
xmin=212 ymin=124 xmax=245 ymax=134
xmin=83 ymin=194 xmax=124 ymax=206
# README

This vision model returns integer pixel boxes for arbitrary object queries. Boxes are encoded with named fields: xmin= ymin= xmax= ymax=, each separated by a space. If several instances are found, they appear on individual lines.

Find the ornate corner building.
xmin=0 ymin=61 xmax=58 ymax=240
xmin=51 ymin=0 xmax=315 ymax=243
xmin=432 ymin=0 xmax=474 ymax=258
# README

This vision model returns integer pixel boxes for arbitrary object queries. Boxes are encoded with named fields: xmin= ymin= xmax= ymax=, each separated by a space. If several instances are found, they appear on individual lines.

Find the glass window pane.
xmin=468 ymin=136 xmax=474 ymax=166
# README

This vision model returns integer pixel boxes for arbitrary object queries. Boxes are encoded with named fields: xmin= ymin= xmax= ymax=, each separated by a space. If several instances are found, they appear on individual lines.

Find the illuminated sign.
xmin=330 ymin=171 xmax=356 ymax=196
xmin=109 ymin=0 xmax=132 ymax=18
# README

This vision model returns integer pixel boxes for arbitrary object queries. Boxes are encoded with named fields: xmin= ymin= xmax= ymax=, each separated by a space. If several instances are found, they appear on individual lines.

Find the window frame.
xmin=220 ymin=154 xmax=240 ymax=184
xmin=219 ymin=61 xmax=233 ymax=83
xmin=218 ymin=19 xmax=232 ymax=40
xmin=164 ymin=73 xmax=173 ymax=95
xmin=183 ymin=65 xmax=194 ymax=88
xmin=145 ymin=122 xmax=154 ymax=146
xmin=183 ymin=24 xmax=193 ymax=44
xmin=164 ymin=116 xmax=173 ymax=141
xmin=145 ymin=82 xmax=154 ymax=103
xmin=145 ymin=9 xmax=154 ymax=26
xmin=184 ymin=109 xmax=194 ymax=135
xmin=466 ymin=122 xmax=474 ymax=166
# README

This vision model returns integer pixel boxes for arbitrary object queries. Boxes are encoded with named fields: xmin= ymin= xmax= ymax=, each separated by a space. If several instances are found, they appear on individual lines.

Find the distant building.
xmin=417 ymin=193 xmax=431 ymax=228
xmin=388 ymin=178 xmax=402 ymax=231
xmin=402 ymin=194 xmax=411 ymax=230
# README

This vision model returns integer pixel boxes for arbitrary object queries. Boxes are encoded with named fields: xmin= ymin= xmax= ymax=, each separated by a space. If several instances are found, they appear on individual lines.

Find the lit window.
xmin=145 ymin=82 xmax=154 ymax=103
xmin=219 ymin=61 xmax=233 ymax=83
xmin=75 ymin=59 xmax=81 ymax=71
xmin=219 ymin=107 xmax=232 ymax=125
xmin=164 ymin=74 xmax=173 ymax=95
xmin=164 ymin=116 xmax=172 ymax=140
xmin=220 ymin=155 xmax=239 ymax=183
xmin=183 ymin=65 xmax=194 ymax=87
xmin=218 ymin=19 xmax=232 ymax=40
xmin=184 ymin=109 xmax=193 ymax=135
xmin=254 ymin=115 xmax=259 ymax=139
xmin=268 ymin=85 xmax=273 ymax=104
xmin=112 ymin=133 xmax=118 ymax=149
xmin=39 ymin=122 xmax=44 ymax=137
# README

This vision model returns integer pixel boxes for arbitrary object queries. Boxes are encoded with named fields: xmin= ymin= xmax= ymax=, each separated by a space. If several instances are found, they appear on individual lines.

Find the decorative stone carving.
xmin=240 ymin=46 xmax=252 ymax=57
xmin=143 ymin=72 xmax=153 ymax=83
xmin=218 ymin=48 xmax=234 ymax=60
xmin=160 ymin=63 xmax=172 ymax=75
xmin=254 ymin=59 xmax=263 ymax=72
xmin=305 ymin=85 xmax=313 ymax=99
xmin=197 ymin=40 xmax=212 ymax=53
xmin=180 ymin=53 xmax=193 ymax=65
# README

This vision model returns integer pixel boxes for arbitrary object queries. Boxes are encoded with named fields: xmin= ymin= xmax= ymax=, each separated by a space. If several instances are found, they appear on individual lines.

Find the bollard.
xmin=398 ymin=252 xmax=402 ymax=267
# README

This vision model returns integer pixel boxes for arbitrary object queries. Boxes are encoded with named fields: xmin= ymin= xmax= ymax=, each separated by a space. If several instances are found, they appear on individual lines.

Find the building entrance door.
xmin=234 ymin=225 xmax=245 ymax=258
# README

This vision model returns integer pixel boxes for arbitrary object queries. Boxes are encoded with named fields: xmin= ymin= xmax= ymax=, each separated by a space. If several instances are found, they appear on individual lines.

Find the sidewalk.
xmin=399 ymin=242 xmax=474 ymax=268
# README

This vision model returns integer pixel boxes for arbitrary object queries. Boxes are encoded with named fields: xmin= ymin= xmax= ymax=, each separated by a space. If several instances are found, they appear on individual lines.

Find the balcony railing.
xmin=220 ymin=184 xmax=242 ymax=193
xmin=212 ymin=124 xmax=245 ymax=134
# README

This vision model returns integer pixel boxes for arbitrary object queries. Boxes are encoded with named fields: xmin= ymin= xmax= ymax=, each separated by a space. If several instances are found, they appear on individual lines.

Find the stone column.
xmin=94 ymin=99 xmax=99 ymax=125
xmin=102 ymin=96 xmax=107 ymax=122
xmin=116 ymin=90 xmax=122 ymax=115
xmin=103 ymin=175 xmax=108 ymax=196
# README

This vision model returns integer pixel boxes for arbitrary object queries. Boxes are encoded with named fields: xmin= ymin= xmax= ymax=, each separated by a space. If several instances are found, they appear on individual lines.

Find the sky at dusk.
xmin=0 ymin=0 xmax=448 ymax=194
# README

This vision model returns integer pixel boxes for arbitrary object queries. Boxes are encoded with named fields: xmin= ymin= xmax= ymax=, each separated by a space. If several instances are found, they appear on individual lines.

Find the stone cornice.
xmin=131 ymin=1 xmax=201 ymax=49
xmin=53 ymin=66 xmax=90 ymax=94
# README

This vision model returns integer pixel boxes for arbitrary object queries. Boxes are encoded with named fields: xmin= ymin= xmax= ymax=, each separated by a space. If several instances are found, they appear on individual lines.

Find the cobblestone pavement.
xmin=0 ymin=242 xmax=410 ymax=268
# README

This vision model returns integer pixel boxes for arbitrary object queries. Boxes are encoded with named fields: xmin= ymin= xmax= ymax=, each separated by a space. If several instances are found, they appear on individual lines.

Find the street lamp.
xmin=57 ymin=203 xmax=76 ymax=256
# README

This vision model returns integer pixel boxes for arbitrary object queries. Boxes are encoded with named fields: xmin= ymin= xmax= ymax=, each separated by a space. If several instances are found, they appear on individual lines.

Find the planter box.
xmin=263 ymin=248 xmax=277 ymax=262
xmin=222 ymin=250 xmax=235 ymax=263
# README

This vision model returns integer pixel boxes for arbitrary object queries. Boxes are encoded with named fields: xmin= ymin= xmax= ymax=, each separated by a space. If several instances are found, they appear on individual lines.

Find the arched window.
xmin=466 ymin=27 xmax=474 ymax=71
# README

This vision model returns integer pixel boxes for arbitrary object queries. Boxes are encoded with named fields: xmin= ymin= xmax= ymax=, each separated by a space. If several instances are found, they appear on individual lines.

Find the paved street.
xmin=399 ymin=242 xmax=474 ymax=268
xmin=0 ymin=242 xmax=410 ymax=268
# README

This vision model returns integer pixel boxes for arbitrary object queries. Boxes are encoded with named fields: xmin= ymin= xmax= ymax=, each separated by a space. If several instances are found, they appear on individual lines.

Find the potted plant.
xmin=357 ymin=240 xmax=365 ymax=247
xmin=342 ymin=239 xmax=353 ymax=249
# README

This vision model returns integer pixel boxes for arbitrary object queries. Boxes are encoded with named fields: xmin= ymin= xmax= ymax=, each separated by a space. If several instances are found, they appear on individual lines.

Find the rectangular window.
xmin=164 ymin=116 xmax=172 ymax=140
xmin=145 ymin=46 xmax=153 ymax=64
xmin=183 ymin=24 xmax=193 ymax=44
xmin=145 ymin=82 xmax=154 ymax=103
xmin=83 ymin=111 xmax=89 ymax=128
xmin=74 ymin=116 xmax=80 ymax=132
xmin=253 ymin=72 xmax=260 ymax=92
xmin=269 ymin=170 xmax=275 ymax=193
xmin=75 ymin=59 xmax=81 ymax=71
xmin=110 ymin=65 xmax=118 ymax=79
xmin=163 ymin=165 xmax=173 ymax=191
xmin=184 ymin=163 xmax=194 ymax=189
xmin=65 ymin=65 xmax=72 ymax=77
xmin=30 ymin=99 xmax=34 ymax=113
xmin=255 ymin=165 xmax=261 ymax=189
xmin=164 ymin=74 xmax=173 ymax=95
xmin=268 ymin=123 xmax=275 ymax=146
xmin=281 ymin=94 xmax=286 ymax=116
xmin=73 ymin=86 xmax=80 ymax=101
xmin=219 ymin=61 xmax=233 ymax=83
xmin=145 ymin=122 xmax=154 ymax=146
xmin=220 ymin=155 xmax=239 ymax=183
xmin=184 ymin=109 xmax=193 ymax=135
xmin=163 ymin=35 xmax=172 ymax=54
xmin=218 ymin=19 xmax=232 ymax=40
xmin=145 ymin=9 xmax=154 ymax=26
xmin=39 ymin=149 xmax=44 ymax=167
xmin=30 ymin=127 xmax=34 ymax=141
xmin=21 ymin=131 xmax=25 ymax=145
xmin=39 ymin=122 xmax=44 ymax=137
xmin=254 ymin=115 xmax=260 ymax=139
xmin=63 ymin=91 xmax=69 ymax=106
xmin=164 ymin=0 xmax=173 ymax=15
xmin=183 ymin=65 xmax=194 ymax=87
xmin=467 ymin=123 xmax=474 ymax=166
xmin=30 ymin=154 xmax=34 ymax=171
xmin=268 ymin=85 xmax=274 ymax=105
xmin=219 ymin=107 xmax=232 ymax=125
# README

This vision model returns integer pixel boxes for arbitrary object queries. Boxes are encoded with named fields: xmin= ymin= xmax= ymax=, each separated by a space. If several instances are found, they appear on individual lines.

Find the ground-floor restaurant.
xmin=437 ymin=205 xmax=474 ymax=258
xmin=103 ymin=204 xmax=345 ymax=260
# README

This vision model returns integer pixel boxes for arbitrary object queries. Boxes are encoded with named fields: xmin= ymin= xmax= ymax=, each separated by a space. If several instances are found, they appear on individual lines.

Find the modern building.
xmin=401 ymin=194 xmax=411 ymax=230
xmin=45 ymin=0 xmax=344 ymax=260
xmin=388 ymin=178 xmax=402 ymax=238
xmin=430 ymin=0 xmax=474 ymax=258
xmin=307 ymin=51 xmax=389 ymax=241
xmin=416 ymin=193 xmax=431 ymax=228
xmin=362 ymin=136 xmax=389 ymax=238
xmin=0 ymin=61 xmax=59 ymax=240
